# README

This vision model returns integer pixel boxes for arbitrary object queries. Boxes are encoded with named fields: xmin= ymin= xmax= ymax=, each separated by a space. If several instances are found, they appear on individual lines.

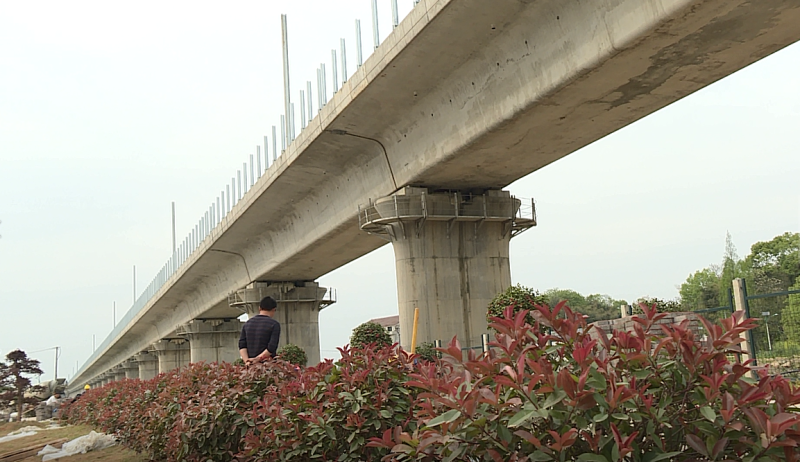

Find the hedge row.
xmin=62 ymin=304 xmax=800 ymax=461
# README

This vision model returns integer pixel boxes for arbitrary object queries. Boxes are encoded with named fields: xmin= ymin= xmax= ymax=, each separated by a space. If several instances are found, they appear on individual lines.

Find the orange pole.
xmin=410 ymin=307 xmax=420 ymax=353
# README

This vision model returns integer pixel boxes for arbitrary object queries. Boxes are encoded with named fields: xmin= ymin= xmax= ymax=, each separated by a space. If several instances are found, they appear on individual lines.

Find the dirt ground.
xmin=0 ymin=421 xmax=145 ymax=462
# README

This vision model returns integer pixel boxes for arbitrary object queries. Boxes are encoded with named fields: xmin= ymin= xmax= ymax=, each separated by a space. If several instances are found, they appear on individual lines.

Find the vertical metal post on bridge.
xmin=281 ymin=14 xmax=291 ymax=155
xmin=280 ymin=115 xmax=286 ymax=152
xmin=341 ymin=38 xmax=347 ymax=83
xmin=271 ymin=126 xmax=277 ymax=162
xmin=356 ymin=20 xmax=363 ymax=68
xmin=256 ymin=147 xmax=262 ymax=178
xmin=371 ymin=0 xmax=379 ymax=49
xmin=306 ymin=81 xmax=313 ymax=123
xmin=321 ymin=63 xmax=327 ymax=105
xmin=391 ymin=0 xmax=399 ymax=28
xmin=332 ymin=50 xmax=339 ymax=93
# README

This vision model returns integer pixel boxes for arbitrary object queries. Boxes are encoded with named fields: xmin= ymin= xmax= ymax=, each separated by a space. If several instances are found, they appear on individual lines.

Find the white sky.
xmin=1 ymin=1 xmax=798 ymax=380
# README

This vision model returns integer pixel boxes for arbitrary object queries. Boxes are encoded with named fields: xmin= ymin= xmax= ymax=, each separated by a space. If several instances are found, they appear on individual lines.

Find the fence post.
xmin=732 ymin=278 xmax=755 ymax=365
xmin=481 ymin=333 xmax=490 ymax=354
xmin=620 ymin=304 xmax=631 ymax=318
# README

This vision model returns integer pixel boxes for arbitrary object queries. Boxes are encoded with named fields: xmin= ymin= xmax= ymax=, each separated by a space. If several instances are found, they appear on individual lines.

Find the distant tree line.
xmin=679 ymin=231 xmax=799 ymax=309
xmin=489 ymin=232 xmax=798 ymax=325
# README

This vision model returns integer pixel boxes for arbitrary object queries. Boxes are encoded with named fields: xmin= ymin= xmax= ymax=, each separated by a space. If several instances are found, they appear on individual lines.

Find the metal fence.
xmin=741 ymin=280 xmax=800 ymax=377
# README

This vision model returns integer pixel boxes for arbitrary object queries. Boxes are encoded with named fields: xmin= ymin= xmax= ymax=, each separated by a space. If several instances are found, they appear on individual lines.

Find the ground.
xmin=0 ymin=421 xmax=145 ymax=462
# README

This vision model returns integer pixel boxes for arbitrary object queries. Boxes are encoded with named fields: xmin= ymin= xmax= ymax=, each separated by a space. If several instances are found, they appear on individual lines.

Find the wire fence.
xmin=744 ymin=282 xmax=800 ymax=378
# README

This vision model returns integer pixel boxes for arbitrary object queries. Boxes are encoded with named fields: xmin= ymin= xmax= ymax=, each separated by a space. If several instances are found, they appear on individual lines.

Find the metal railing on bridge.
xmin=74 ymin=1 xmax=431 ymax=383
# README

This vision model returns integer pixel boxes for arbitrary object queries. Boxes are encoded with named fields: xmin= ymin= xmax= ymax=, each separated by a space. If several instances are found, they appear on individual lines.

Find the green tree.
xmin=745 ymin=232 xmax=800 ymax=293
xmin=582 ymin=293 xmax=626 ymax=322
xmin=632 ymin=297 xmax=683 ymax=315
xmin=350 ymin=322 xmax=392 ymax=349
xmin=277 ymin=344 xmax=307 ymax=367
xmin=487 ymin=285 xmax=547 ymax=327
xmin=0 ymin=350 xmax=44 ymax=421
xmin=543 ymin=289 xmax=624 ymax=323
xmin=680 ymin=267 xmax=722 ymax=310
xmin=719 ymin=232 xmax=748 ymax=304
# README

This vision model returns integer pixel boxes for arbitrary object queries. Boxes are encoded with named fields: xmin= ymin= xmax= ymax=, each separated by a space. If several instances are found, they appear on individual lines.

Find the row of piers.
xmin=86 ymin=189 xmax=534 ymax=389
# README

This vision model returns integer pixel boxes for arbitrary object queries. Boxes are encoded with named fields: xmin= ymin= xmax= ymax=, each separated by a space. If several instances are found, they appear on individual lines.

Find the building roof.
xmin=369 ymin=315 xmax=399 ymax=328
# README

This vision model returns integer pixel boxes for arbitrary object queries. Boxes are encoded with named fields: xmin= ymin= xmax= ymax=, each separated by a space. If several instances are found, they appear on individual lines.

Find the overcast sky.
xmin=1 ymin=1 xmax=798 ymax=381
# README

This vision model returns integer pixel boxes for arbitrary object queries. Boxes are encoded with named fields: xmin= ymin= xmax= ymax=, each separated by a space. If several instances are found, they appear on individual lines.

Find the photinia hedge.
xmin=62 ymin=303 xmax=800 ymax=461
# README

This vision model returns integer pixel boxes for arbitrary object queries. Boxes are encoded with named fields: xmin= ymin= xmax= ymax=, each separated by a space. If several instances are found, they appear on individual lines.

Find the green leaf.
xmin=426 ymin=409 xmax=462 ymax=427
xmin=508 ymin=409 xmax=537 ymax=428
xmin=529 ymin=450 xmax=554 ymax=461
xmin=593 ymin=413 xmax=609 ymax=423
xmin=611 ymin=413 xmax=628 ymax=420
xmin=498 ymin=424 xmax=513 ymax=443
xmin=643 ymin=452 xmax=684 ymax=462
xmin=379 ymin=409 xmax=393 ymax=419
xmin=577 ymin=455 xmax=609 ymax=462
xmin=542 ymin=389 xmax=567 ymax=409
xmin=699 ymin=406 xmax=716 ymax=422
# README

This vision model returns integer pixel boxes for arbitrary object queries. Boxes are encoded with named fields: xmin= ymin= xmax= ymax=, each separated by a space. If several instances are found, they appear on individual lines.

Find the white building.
xmin=369 ymin=315 xmax=400 ymax=345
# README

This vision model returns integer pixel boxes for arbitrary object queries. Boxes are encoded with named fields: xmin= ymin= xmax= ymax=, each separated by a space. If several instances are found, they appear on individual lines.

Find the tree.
xmin=632 ymin=296 xmax=682 ymax=315
xmin=277 ymin=344 xmax=307 ymax=367
xmin=487 ymin=285 xmax=547 ymax=327
xmin=680 ymin=267 xmax=722 ymax=310
xmin=719 ymin=232 xmax=748 ymax=304
xmin=350 ymin=322 xmax=392 ymax=349
xmin=0 ymin=349 xmax=44 ymax=421
xmin=542 ymin=289 xmax=624 ymax=323
xmin=582 ymin=293 xmax=627 ymax=323
xmin=746 ymin=232 xmax=800 ymax=293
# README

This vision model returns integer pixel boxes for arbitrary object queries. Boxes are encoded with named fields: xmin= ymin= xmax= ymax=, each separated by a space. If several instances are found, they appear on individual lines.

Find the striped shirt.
xmin=239 ymin=315 xmax=281 ymax=358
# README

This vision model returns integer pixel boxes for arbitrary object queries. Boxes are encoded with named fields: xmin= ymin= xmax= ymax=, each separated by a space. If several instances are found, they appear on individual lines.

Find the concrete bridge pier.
xmin=134 ymin=351 xmax=159 ymax=380
xmin=101 ymin=372 xmax=113 ymax=386
xmin=121 ymin=359 xmax=139 ymax=379
xmin=181 ymin=319 xmax=243 ymax=364
xmin=230 ymin=281 xmax=335 ymax=366
xmin=151 ymin=339 xmax=190 ymax=374
xmin=360 ymin=188 xmax=535 ymax=351
xmin=112 ymin=366 xmax=126 ymax=382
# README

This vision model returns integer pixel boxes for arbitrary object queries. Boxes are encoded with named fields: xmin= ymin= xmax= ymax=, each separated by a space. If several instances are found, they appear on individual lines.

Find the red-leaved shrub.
xmin=62 ymin=303 xmax=800 ymax=461
xmin=369 ymin=303 xmax=800 ymax=461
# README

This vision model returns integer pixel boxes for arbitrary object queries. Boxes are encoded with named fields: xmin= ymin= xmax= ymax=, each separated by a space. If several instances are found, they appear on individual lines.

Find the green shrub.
xmin=277 ymin=343 xmax=307 ymax=366
xmin=631 ymin=296 xmax=683 ymax=315
xmin=372 ymin=304 xmax=800 ymax=461
xmin=61 ymin=305 xmax=800 ymax=461
xmin=350 ymin=321 xmax=392 ymax=349
xmin=487 ymin=284 xmax=547 ymax=327
xmin=415 ymin=341 xmax=439 ymax=362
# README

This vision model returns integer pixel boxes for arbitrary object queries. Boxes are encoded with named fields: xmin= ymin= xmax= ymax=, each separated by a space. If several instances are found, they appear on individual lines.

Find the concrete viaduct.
xmin=70 ymin=0 xmax=800 ymax=391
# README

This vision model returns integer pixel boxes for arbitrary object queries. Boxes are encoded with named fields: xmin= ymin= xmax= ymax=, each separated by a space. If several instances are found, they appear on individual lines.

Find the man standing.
xmin=239 ymin=296 xmax=281 ymax=365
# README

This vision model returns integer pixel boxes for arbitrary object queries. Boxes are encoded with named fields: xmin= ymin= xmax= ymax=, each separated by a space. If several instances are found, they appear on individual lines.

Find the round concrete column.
xmin=113 ymin=366 xmax=126 ymax=382
xmin=151 ymin=339 xmax=190 ymax=374
xmin=361 ymin=188 xmax=535 ymax=351
xmin=233 ymin=281 xmax=335 ymax=366
xmin=134 ymin=351 xmax=159 ymax=380
xmin=182 ymin=319 xmax=243 ymax=364
xmin=121 ymin=359 xmax=139 ymax=379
